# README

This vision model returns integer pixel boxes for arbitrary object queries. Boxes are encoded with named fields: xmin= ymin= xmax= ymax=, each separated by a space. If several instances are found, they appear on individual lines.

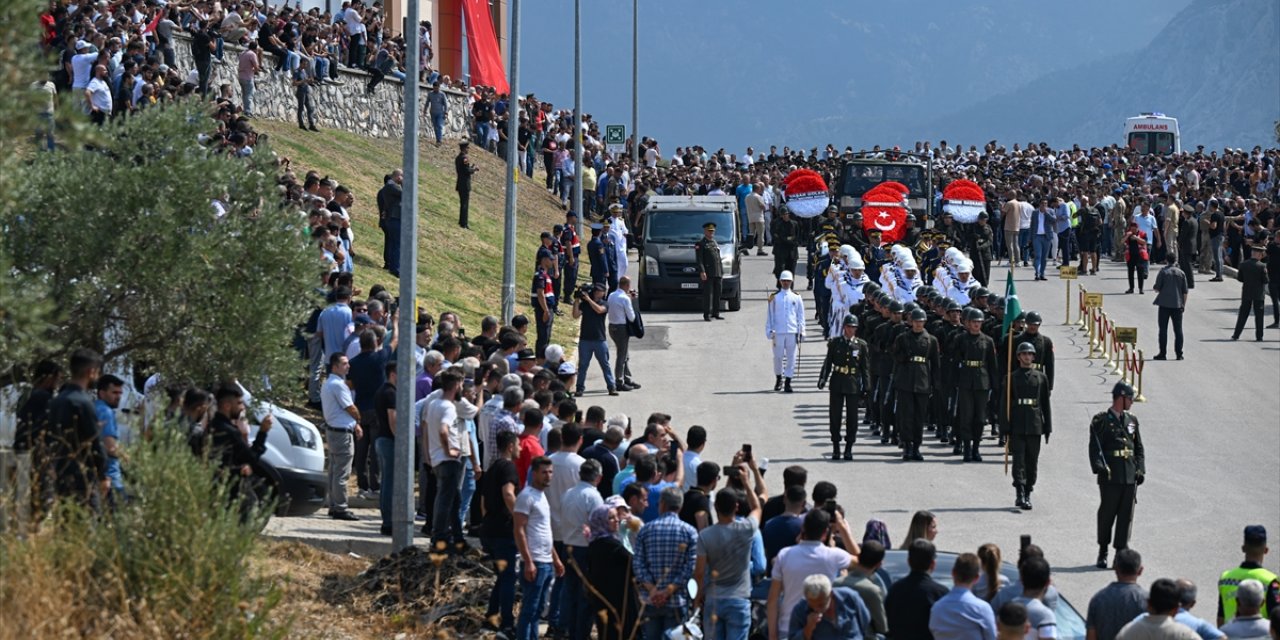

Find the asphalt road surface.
xmin=570 ymin=248 xmax=1280 ymax=608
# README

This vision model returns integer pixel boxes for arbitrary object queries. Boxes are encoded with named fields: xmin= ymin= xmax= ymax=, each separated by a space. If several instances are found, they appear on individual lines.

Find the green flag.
xmin=1002 ymin=269 xmax=1021 ymax=337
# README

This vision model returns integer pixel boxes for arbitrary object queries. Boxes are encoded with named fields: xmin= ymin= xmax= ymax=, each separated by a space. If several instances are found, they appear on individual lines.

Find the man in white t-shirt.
xmin=84 ymin=64 xmax=112 ymax=125
xmin=544 ymin=423 xmax=585 ymax=634
xmin=424 ymin=371 xmax=465 ymax=548
xmin=767 ymin=508 xmax=860 ymax=639
xmin=344 ymin=4 xmax=367 ymax=67
xmin=1011 ymin=557 xmax=1058 ymax=639
xmin=514 ymin=456 xmax=564 ymax=640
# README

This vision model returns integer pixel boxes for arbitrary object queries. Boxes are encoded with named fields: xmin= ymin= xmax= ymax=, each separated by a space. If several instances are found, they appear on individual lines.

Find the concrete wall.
xmin=174 ymin=34 xmax=470 ymax=140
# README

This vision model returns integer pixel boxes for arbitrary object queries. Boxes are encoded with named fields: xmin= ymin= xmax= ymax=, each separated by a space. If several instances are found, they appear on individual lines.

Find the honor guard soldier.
xmin=951 ymin=308 xmax=998 ymax=462
xmin=1002 ymin=342 xmax=1052 ymax=510
xmin=695 ymin=221 xmax=724 ymax=321
xmin=766 ymin=271 xmax=806 ymax=392
xmin=818 ymin=314 xmax=869 ymax=460
xmin=1090 ymin=381 xmax=1145 ymax=569
xmin=892 ymin=307 xmax=940 ymax=461
xmin=873 ymin=299 xmax=903 ymax=444
xmin=1013 ymin=311 xmax=1055 ymax=392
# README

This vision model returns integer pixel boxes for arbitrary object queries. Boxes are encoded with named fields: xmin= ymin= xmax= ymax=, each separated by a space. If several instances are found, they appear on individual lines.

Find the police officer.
xmin=951 ymin=307 xmax=997 ymax=462
xmin=766 ymin=271 xmax=806 ymax=392
xmin=1089 ymin=381 xmax=1145 ymax=569
xmin=1217 ymin=525 xmax=1280 ymax=626
xmin=818 ymin=314 xmax=869 ymax=460
xmin=892 ymin=307 xmax=939 ymax=461
xmin=1014 ymin=311 xmax=1055 ymax=392
xmin=536 ymin=231 xmax=561 ymax=304
xmin=559 ymin=211 xmax=581 ymax=298
xmin=601 ymin=218 xmax=620 ymax=292
xmin=771 ymin=208 xmax=801 ymax=283
xmin=695 ymin=221 xmax=724 ymax=321
xmin=1002 ymin=342 xmax=1052 ymax=510
xmin=531 ymin=252 xmax=556 ymax=358
xmin=587 ymin=222 xmax=611 ymax=289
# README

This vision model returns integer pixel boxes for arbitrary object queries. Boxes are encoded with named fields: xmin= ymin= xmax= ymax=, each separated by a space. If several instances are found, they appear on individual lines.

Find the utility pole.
xmin=392 ymin=8 xmax=420 ymax=552
xmin=572 ymin=0 xmax=583 ymax=236
xmin=631 ymin=0 xmax=639 ymax=166
xmin=500 ymin=0 xmax=521 ymax=323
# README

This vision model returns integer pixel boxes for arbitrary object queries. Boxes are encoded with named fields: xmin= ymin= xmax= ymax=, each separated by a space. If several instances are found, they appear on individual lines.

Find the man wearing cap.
xmin=588 ymin=222 xmax=612 ymax=291
xmin=1089 ymin=381 xmax=1145 ymax=569
xmin=456 ymin=140 xmax=477 ymax=229
xmin=1012 ymin=312 xmax=1054 ymax=392
xmin=951 ymin=308 xmax=998 ymax=463
xmin=601 ymin=217 xmax=621 ymax=292
xmin=558 ymin=211 xmax=581 ymax=300
xmin=1217 ymin=525 xmax=1280 ymax=626
xmin=818 ymin=315 xmax=869 ymax=460
xmin=892 ymin=307 xmax=940 ymax=461
xmin=872 ymin=299 xmax=904 ymax=443
xmin=1231 ymin=242 xmax=1269 ymax=341
xmin=608 ymin=203 xmax=631 ymax=280
xmin=767 ymin=271 xmax=807 ymax=393
xmin=695 ymin=222 xmax=724 ymax=321
xmin=1002 ymin=342 xmax=1051 ymax=509
xmin=531 ymin=251 xmax=556 ymax=360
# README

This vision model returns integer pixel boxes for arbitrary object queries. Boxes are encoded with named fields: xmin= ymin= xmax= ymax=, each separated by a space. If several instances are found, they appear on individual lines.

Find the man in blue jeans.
xmin=426 ymin=81 xmax=448 ymax=145
xmin=515 ymin=456 xmax=564 ymax=640
xmin=1030 ymin=198 xmax=1054 ymax=280
xmin=425 ymin=371 xmax=466 ymax=550
xmin=694 ymin=471 xmax=763 ymax=640
xmin=573 ymin=283 xmax=618 ymax=397
xmin=483 ymin=430 xmax=522 ymax=636
xmin=372 ymin=361 xmax=398 ymax=536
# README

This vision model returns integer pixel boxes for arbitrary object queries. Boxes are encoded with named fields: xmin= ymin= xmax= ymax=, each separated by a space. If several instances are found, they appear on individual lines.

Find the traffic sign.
xmin=605 ymin=125 xmax=626 ymax=154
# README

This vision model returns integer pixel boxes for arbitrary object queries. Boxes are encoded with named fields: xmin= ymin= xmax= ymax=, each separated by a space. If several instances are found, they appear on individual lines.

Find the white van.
xmin=1123 ymin=113 xmax=1180 ymax=155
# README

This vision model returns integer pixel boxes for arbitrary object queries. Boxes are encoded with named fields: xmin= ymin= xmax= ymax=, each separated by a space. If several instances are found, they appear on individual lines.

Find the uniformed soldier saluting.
xmin=1090 ymin=381 xmax=1145 ymax=570
xmin=818 ymin=314 xmax=869 ymax=461
xmin=1002 ymin=342 xmax=1052 ymax=510
xmin=892 ymin=307 xmax=940 ymax=461
xmin=695 ymin=221 xmax=724 ymax=321
xmin=951 ymin=307 xmax=997 ymax=463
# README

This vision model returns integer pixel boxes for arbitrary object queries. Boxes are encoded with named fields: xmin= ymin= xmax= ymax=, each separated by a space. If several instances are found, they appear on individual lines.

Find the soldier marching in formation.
xmin=1001 ymin=341 xmax=1053 ymax=510
xmin=817 ymin=314 xmax=869 ymax=460
xmin=1090 ymin=381 xmax=1145 ymax=569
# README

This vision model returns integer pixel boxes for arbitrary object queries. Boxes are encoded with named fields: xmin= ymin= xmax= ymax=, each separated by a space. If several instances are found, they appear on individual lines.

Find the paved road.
xmin=572 ymin=249 xmax=1280 ymax=608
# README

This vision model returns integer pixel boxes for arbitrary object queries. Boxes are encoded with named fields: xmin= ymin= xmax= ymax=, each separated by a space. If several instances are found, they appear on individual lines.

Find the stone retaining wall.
xmin=174 ymin=34 xmax=470 ymax=139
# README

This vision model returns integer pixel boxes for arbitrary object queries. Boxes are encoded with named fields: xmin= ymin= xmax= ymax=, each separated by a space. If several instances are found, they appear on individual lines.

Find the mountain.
xmin=922 ymin=0 xmax=1280 ymax=149
xmin=515 ymin=0 xmax=1191 ymax=152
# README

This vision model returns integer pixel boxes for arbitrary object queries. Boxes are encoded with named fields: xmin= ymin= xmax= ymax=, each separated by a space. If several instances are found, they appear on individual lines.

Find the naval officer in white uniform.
xmin=766 ymin=270 xmax=807 ymax=393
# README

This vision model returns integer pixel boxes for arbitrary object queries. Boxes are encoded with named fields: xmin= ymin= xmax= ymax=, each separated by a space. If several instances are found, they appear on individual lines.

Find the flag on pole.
xmin=1002 ymin=270 xmax=1021 ymax=337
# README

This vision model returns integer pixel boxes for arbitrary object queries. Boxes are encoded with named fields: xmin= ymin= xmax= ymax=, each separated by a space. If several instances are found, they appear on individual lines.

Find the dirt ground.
xmin=254 ymin=540 xmax=503 ymax=639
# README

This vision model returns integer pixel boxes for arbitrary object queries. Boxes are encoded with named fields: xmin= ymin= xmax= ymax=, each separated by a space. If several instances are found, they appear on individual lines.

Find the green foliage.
xmin=1 ymin=105 xmax=316 ymax=398
xmin=0 ymin=429 xmax=288 ymax=638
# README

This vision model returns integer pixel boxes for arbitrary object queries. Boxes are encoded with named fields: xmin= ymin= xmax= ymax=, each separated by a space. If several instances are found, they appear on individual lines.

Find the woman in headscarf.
xmin=585 ymin=502 xmax=639 ymax=640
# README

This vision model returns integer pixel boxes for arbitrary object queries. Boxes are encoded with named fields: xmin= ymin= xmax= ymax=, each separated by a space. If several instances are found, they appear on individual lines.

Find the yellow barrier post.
xmin=1087 ymin=308 xmax=1100 ymax=359
xmin=1077 ymin=286 xmax=1088 ymax=330
xmin=1134 ymin=349 xmax=1147 ymax=402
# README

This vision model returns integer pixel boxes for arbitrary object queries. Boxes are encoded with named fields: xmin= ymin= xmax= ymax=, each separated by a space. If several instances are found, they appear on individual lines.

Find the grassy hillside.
xmin=257 ymin=121 xmax=576 ymax=346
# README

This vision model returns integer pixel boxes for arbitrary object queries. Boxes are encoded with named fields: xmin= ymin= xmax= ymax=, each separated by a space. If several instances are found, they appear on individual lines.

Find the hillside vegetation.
xmin=257 ymin=120 xmax=577 ymax=345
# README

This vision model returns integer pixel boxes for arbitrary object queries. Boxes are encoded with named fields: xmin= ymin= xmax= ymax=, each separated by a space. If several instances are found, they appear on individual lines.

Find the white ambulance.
xmin=1123 ymin=113 xmax=1180 ymax=155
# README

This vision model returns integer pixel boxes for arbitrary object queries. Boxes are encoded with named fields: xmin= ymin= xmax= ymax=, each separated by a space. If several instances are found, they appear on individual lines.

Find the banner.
xmin=461 ymin=0 xmax=509 ymax=94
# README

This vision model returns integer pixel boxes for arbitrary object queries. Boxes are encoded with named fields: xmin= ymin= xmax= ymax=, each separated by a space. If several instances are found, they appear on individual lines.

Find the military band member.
xmin=766 ymin=271 xmax=806 ymax=393
xmin=1090 ymin=381 xmax=1145 ymax=569
xmin=695 ymin=221 xmax=724 ymax=321
xmin=1002 ymin=342 xmax=1052 ymax=511
xmin=892 ymin=308 xmax=940 ymax=461
xmin=951 ymin=308 xmax=997 ymax=463
xmin=818 ymin=314 xmax=869 ymax=460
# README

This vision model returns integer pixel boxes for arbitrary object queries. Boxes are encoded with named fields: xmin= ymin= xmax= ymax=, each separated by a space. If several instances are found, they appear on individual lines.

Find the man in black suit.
xmin=1232 ymin=243 xmax=1270 ymax=341
xmin=455 ymin=141 xmax=476 ymax=229
xmin=885 ymin=539 xmax=949 ymax=639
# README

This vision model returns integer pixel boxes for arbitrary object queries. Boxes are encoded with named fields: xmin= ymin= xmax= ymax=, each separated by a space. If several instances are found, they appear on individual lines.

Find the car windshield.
xmin=645 ymin=211 xmax=734 ymax=243
xmin=840 ymin=162 xmax=927 ymax=198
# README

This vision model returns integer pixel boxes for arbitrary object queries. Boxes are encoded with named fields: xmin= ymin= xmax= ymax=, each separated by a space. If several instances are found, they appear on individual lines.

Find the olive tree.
xmin=2 ymin=105 xmax=317 ymax=396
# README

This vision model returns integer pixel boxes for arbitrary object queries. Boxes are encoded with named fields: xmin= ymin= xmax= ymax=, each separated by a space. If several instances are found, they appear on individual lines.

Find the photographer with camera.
xmin=572 ymin=282 xmax=618 ymax=397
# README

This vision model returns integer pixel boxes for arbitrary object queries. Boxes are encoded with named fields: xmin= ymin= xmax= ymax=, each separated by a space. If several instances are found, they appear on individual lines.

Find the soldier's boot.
xmin=784 ymin=378 xmax=794 ymax=393
xmin=1096 ymin=546 xmax=1109 ymax=570
xmin=937 ymin=425 xmax=949 ymax=443
xmin=1022 ymin=486 xmax=1033 ymax=510
xmin=910 ymin=443 xmax=924 ymax=461
xmin=832 ymin=441 xmax=842 ymax=460
xmin=1014 ymin=485 xmax=1026 ymax=509
xmin=901 ymin=446 xmax=911 ymax=461
xmin=961 ymin=440 xmax=972 ymax=461
xmin=774 ymin=376 xmax=783 ymax=392
xmin=997 ymin=434 xmax=1007 ymax=448
xmin=842 ymin=440 xmax=854 ymax=461
xmin=871 ymin=423 xmax=881 ymax=437
xmin=970 ymin=441 xmax=984 ymax=462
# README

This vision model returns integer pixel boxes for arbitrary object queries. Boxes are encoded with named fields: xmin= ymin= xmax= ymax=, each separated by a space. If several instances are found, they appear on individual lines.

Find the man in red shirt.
xmin=515 ymin=407 xmax=545 ymax=488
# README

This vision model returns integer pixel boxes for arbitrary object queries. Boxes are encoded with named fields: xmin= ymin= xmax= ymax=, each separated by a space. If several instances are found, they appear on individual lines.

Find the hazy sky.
xmin=515 ymin=0 xmax=1195 ymax=152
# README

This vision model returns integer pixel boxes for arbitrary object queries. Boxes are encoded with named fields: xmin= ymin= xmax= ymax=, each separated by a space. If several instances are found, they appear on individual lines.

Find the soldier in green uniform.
xmin=892 ymin=308 xmax=940 ymax=461
xmin=951 ymin=308 xmax=998 ymax=463
xmin=873 ymin=299 xmax=903 ymax=445
xmin=818 ymin=315 xmax=870 ymax=461
xmin=695 ymin=221 xmax=723 ymax=321
xmin=771 ymin=208 xmax=801 ymax=284
xmin=1090 ymin=381 xmax=1146 ymax=569
xmin=1001 ymin=342 xmax=1052 ymax=511
xmin=1013 ymin=311 xmax=1055 ymax=392
xmin=936 ymin=300 xmax=964 ymax=448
